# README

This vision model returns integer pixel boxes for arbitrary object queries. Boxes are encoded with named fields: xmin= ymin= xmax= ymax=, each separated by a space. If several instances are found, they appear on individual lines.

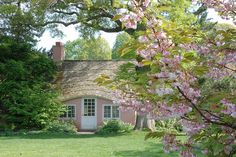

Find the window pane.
xmin=84 ymin=99 xmax=95 ymax=116
xmin=112 ymin=106 xmax=119 ymax=118
xmin=68 ymin=106 xmax=75 ymax=118
xmin=104 ymin=106 xmax=111 ymax=118
xmin=84 ymin=105 xmax=88 ymax=116
xmin=71 ymin=106 xmax=75 ymax=117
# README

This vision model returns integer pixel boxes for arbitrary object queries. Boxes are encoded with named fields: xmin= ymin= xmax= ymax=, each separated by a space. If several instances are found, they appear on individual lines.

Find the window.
xmin=61 ymin=105 xmax=75 ymax=118
xmin=103 ymin=105 xmax=119 ymax=119
xmin=83 ymin=98 xmax=95 ymax=116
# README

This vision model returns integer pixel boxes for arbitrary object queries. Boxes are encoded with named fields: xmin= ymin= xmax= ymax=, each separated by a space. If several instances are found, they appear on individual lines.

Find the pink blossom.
xmin=142 ymin=0 xmax=150 ymax=8
xmin=180 ymin=120 xmax=205 ymax=136
xmin=151 ymin=102 xmax=192 ymax=120
xmin=120 ymin=12 xmax=141 ymax=29
xmin=174 ymin=81 xmax=201 ymax=104
xmin=148 ymin=31 xmax=167 ymax=40
xmin=160 ymin=55 xmax=182 ymax=68
xmin=147 ymin=18 xmax=162 ymax=27
xmin=138 ymin=35 xmax=149 ymax=43
xmin=180 ymin=150 xmax=195 ymax=157
xmin=163 ymin=51 xmax=170 ymax=56
xmin=156 ymin=87 xmax=174 ymax=96
xmin=162 ymin=134 xmax=180 ymax=153
xmin=206 ymin=67 xmax=229 ymax=80
xmin=136 ymin=44 xmax=160 ymax=60
xmin=155 ymin=31 xmax=167 ymax=40
xmin=221 ymin=99 xmax=236 ymax=118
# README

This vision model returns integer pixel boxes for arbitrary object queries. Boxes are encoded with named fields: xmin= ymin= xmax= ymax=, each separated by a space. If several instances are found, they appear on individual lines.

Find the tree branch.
xmin=222 ymin=64 xmax=236 ymax=72
xmin=176 ymin=86 xmax=236 ymax=130
xmin=81 ymin=22 xmax=122 ymax=32
xmin=42 ymin=20 xmax=79 ymax=27
xmin=52 ymin=10 xmax=80 ymax=16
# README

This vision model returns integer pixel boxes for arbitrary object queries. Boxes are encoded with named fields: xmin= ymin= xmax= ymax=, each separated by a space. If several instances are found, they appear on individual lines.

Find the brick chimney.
xmin=52 ymin=42 xmax=65 ymax=61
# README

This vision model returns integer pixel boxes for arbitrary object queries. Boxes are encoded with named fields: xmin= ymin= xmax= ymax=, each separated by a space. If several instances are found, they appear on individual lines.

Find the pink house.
xmin=52 ymin=42 xmax=136 ymax=130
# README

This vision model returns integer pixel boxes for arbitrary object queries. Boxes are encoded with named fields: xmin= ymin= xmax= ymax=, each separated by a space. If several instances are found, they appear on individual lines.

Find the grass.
xmin=0 ymin=131 xmax=182 ymax=157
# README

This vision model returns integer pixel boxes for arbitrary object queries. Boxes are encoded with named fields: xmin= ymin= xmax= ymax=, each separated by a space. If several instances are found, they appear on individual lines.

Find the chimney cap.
xmin=56 ymin=42 xmax=63 ymax=46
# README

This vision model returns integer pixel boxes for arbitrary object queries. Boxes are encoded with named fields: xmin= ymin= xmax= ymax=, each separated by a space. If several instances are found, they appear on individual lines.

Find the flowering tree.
xmin=98 ymin=0 xmax=236 ymax=156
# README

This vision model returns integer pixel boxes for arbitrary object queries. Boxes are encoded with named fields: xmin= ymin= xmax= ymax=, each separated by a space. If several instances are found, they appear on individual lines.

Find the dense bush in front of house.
xmin=44 ymin=120 xmax=77 ymax=134
xmin=96 ymin=120 xmax=134 ymax=135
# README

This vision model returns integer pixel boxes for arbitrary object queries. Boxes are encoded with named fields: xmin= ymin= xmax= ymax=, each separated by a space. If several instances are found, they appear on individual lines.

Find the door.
xmin=81 ymin=98 xmax=97 ymax=130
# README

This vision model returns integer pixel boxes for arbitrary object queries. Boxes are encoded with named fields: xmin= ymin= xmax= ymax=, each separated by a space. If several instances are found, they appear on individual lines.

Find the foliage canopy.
xmin=64 ymin=36 xmax=112 ymax=60
xmin=0 ymin=36 xmax=64 ymax=130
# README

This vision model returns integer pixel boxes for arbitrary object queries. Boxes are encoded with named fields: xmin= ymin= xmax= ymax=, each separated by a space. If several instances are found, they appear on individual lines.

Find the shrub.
xmin=0 ymin=39 xmax=64 ymax=130
xmin=155 ymin=119 xmax=182 ymax=133
xmin=96 ymin=120 xmax=134 ymax=135
xmin=119 ymin=121 xmax=134 ymax=133
xmin=45 ymin=120 xmax=77 ymax=134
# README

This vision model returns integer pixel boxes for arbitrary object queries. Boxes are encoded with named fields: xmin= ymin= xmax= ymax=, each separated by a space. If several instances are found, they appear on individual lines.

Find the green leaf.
xmin=141 ymin=60 xmax=152 ymax=66
xmin=145 ymin=131 xmax=165 ymax=140
xmin=183 ymin=52 xmax=196 ymax=60
xmin=94 ymin=74 xmax=113 ymax=86
xmin=113 ymin=15 xmax=122 ymax=21
xmin=120 ymin=46 xmax=134 ymax=57
xmin=193 ymin=66 xmax=208 ymax=76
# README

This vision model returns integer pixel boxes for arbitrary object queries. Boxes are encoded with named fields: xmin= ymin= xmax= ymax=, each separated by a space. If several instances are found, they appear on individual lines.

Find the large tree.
xmin=0 ymin=36 xmax=64 ymax=130
xmin=112 ymin=32 xmax=135 ymax=59
xmin=65 ymin=36 xmax=112 ymax=60
xmin=43 ymin=0 xmax=134 ymax=36
xmin=0 ymin=0 xmax=142 ymax=40
xmin=97 ymin=0 xmax=236 ymax=156
xmin=0 ymin=0 xmax=65 ymax=130
xmin=0 ymin=0 xmax=50 ymax=43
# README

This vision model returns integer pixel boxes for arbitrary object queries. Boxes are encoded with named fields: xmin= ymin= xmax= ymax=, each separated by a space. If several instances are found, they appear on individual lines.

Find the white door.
xmin=81 ymin=98 xmax=97 ymax=130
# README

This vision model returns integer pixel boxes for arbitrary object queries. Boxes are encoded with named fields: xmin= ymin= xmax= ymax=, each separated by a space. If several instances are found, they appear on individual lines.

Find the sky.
xmin=37 ymin=26 xmax=118 ymax=50
xmin=36 ymin=9 xmax=234 ymax=51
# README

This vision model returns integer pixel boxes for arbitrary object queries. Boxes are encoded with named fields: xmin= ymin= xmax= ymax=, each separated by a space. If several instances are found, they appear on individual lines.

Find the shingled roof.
xmin=58 ymin=60 xmax=127 ymax=101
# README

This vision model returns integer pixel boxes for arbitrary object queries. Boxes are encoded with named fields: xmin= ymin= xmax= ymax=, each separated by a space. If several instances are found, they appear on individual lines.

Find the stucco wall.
xmin=62 ymin=97 xmax=136 ymax=130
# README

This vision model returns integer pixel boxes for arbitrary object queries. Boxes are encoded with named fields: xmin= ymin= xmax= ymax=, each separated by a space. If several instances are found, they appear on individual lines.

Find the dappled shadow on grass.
xmin=0 ymin=131 xmax=131 ymax=140
xmin=114 ymin=143 xmax=178 ymax=157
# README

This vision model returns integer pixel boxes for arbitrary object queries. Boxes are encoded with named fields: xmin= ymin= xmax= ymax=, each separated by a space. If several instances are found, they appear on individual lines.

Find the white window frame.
xmin=103 ymin=104 xmax=120 ymax=120
xmin=61 ymin=104 xmax=76 ymax=119
xmin=82 ymin=98 xmax=97 ymax=117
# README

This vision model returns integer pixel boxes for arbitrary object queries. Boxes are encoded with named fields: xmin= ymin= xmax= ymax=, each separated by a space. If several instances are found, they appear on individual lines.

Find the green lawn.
xmin=0 ymin=131 xmax=181 ymax=157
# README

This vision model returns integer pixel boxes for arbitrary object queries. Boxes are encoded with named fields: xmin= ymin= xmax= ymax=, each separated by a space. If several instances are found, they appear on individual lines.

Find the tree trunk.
xmin=134 ymin=114 xmax=155 ymax=131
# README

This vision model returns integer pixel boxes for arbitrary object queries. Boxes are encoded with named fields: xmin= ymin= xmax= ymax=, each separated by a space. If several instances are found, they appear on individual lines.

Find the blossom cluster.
xmin=113 ymin=90 xmax=153 ymax=114
xmin=119 ymin=0 xmax=150 ymax=29
xmin=221 ymin=99 xmax=236 ymax=118
xmin=150 ymin=103 xmax=192 ymax=120
xmin=202 ymin=0 xmax=236 ymax=24
xmin=180 ymin=120 xmax=206 ymax=136
xmin=162 ymin=134 xmax=179 ymax=153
